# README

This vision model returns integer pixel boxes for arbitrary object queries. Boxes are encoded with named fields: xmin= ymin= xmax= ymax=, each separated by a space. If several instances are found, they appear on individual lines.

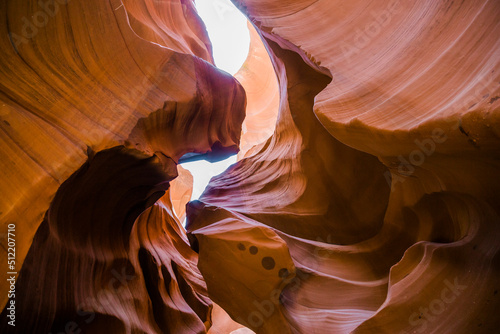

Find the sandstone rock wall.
xmin=1 ymin=0 xmax=499 ymax=333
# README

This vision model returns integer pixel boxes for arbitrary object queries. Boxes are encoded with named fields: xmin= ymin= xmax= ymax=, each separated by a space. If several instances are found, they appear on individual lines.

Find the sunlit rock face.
xmin=0 ymin=0 xmax=245 ymax=332
xmin=188 ymin=0 xmax=500 ymax=333
xmin=1 ymin=1 xmax=500 ymax=334
xmin=235 ymin=22 xmax=279 ymax=159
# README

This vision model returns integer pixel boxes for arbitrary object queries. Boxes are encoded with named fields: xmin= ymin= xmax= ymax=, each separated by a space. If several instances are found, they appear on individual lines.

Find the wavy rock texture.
xmin=235 ymin=22 xmax=279 ymax=159
xmin=0 ymin=0 xmax=246 ymax=332
xmin=1 ymin=146 xmax=211 ymax=333
xmin=0 ymin=0 xmax=244 ymax=287
xmin=1 ymin=0 xmax=500 ymax=334
xmin=170 ymin=165 xmax=194 ymax=223
xmin=186 ymin=0 xmax=500 ymax=333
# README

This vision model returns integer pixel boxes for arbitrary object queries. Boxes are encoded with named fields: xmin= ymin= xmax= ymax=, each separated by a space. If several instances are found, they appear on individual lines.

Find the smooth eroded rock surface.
xmin=1 ymin=0 xmax=499 ymax=333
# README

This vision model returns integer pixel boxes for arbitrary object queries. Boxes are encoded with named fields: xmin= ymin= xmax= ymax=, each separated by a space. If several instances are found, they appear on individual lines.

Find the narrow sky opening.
xmin=180 ymin=0 xmax=250 ymax=205
xmin=195 ymin=0 xmax=250 ymax=75
xmin=181 ymin=155 xmax=237 ymax=200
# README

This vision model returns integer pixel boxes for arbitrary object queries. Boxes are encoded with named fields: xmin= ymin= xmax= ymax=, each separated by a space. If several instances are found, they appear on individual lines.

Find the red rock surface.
xmin=235 ymin=22 xmax=279 ymax=159
xmin=170 ymin=165 xmax=194 ymax=223
xmin=0 ymin=0 xmax=245 ymax=332
xmin=1 ymin=0 xmax=500 ymax=333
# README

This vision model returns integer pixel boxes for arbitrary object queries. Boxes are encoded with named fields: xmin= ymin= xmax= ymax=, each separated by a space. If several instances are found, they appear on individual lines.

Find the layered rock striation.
xmin=1 ymin=0 xmax=499 ymax=333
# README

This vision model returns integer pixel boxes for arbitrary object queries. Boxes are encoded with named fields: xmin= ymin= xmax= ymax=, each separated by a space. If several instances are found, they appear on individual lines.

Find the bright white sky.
xmin=180 ymin=0 xmax=249 ymax=202
xmin=181 ymin=155 xmax=237 ymax=200
xmin=195 ymin=0 xmax=250 ymax=75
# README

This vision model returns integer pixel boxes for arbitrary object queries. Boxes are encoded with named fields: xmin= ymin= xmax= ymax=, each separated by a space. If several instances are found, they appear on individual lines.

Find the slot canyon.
xmin=1 ymin=0 xmax=499 ymax=333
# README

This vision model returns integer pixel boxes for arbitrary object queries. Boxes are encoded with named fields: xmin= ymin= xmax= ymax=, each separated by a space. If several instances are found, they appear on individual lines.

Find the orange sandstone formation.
xmin=170 ymin=165 xmax=194 ymax=223
xmin=1 ymin=0 xmax=500 ymax=333
xmin=0 ymin=0 xmax=245 ymax=332
xmin=187 ymin=0 xmax=500 ymax=333
xmin=235 ymin=22 xmax=279 ymax=159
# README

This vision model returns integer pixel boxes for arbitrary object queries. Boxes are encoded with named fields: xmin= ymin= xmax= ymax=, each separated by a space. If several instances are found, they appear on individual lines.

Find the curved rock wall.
xmin=1 ymin=0 xmax=499 ymax=333
xmin=188 ymin=0 xmax=500 ymax=333
xmin=0 ymin=0 xmax=245 ymax=332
